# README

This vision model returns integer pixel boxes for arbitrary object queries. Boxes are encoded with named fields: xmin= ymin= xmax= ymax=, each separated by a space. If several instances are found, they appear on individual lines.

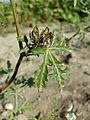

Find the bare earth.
xmin=0 ymin=26 xmax=90 ymax=120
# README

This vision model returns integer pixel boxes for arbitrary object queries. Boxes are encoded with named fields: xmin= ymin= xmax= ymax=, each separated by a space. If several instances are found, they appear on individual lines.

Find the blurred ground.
xmin=0 ymin=25 xmax=90 ymax=120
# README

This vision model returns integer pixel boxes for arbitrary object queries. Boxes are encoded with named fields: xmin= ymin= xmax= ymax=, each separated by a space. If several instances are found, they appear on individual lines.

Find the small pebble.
xmin=4 ymin=102 xmax=13 ymax=110
xmin=65 ymin=112 xmax=76 ymax=120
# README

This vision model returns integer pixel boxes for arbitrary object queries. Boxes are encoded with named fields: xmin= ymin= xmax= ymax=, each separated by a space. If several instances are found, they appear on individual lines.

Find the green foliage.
xmin=17 ymin=0 xmax=90 ymax=24
xmin=0 ymin=0 xmax=90 ymax=26
xmin=74 ymin=0 xmax=78 ymax=7
xmin=0 ymin=60 xmax=13 ymax=77
xmin=19 ymin=28 xmax=70 ymax=91
xmin=0 ymin=1 xmax=13 ymax=26
xmin=36 ymin=49 xmax=49 ymax=91
xmin=76 ymin=28 xmax=85 ymax=47
xmin=0 ymin=0 xmax=88 ymax=119
xmin=2 ymin=84 xmax=33 ymax=120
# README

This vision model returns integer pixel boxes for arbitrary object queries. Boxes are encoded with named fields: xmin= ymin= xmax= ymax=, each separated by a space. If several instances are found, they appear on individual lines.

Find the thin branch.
xmin=68 ymin=25 xmax=90 ymax=41
xmin=68 ymin=29 xmax=80 ymax=41
xmin=0 ymin=54 xmax=23 ymax=93
xmin=10 ymin=0 xmax=23 ymax=49
xmin=0 ymin=0 xmax=24 ymax=93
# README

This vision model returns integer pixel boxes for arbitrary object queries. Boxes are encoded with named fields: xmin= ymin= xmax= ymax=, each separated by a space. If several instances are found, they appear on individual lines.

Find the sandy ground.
xmin=0 ymin=26 xmax=90 ymax=120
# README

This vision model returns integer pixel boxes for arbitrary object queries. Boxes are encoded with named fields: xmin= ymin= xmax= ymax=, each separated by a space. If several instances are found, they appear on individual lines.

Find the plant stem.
xmin=7 ymin=54 xmax=23 ymax=87
xmin=68 ymin=25 xmax=90 ymax=41
xmin=0 ymin=0 xmax=24 ymax=93
xmin=0 ymin=54 xmax=23 ymax=93
xmin=10 ymin=0 xmax=23 ymax=49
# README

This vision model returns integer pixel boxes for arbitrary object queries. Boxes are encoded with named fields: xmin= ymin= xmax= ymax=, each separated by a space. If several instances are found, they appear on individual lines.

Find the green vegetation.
xmin=0 ymin=0 xmax=90 ymax=27
xmin=0 ymin=1 xmax=13 ymax=26
xmin=0 ymin=0 xmax=90 ymax=119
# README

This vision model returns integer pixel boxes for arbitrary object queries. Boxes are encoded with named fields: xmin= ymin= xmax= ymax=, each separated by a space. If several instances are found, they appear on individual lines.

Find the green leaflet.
xmin=32 ymin=47 xmax=46 ymax=55
xmin=18 ymin=101 xmax=33 ymax=112
xmin=49 ymin=46 xmax=71 ymax=53
xmin=48 ymin=52 xmax=62 ymax=65
xmin=17 ymin=35 xmax=24 ymax=42
xmin=19 ymin=46 xmax=29 ymax=54
xmin=36 ymin=49 xmax=49 ymax=92
xmin=74 ymin=0 xmax=78 ymax=7
xmin=48 ymin=51 xmax=64 ymax=89
xmin=36 ymin=64 xmax=48 ymax=92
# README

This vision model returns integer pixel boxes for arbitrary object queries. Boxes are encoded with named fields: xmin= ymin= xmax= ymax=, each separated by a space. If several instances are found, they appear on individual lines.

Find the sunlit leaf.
xmin=36 ymin=49 xmax=49 ymax=92
xmin=49 ymin=52 xmax=62 ymax=64
xmin=49 ymin=46 xmax=71 ymax=52
xmin=17 ymin=35 xmax=24 ymax=42
xmin=49 ymin=51 xmax=63 ymax=89
xmin=19 ymin=46 xmax=29 ymax=54
xmin=74 ymin=0 xmax=78 ymax=7
xmin=32 ymin=47 xmax=46 ymax=55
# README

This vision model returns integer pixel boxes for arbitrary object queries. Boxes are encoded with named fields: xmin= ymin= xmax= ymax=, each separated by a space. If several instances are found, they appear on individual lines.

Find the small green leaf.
xmin=36 ymin=49 xmax=49 ymax=91
xmin=49 ymin=46 xmax=71 ymax=53
xmin=7 ymin=60 xmax=13 ymax=72
xmin=36 ymin=63 xmax=48 ymax=92
xmin=49 ymin=53 xmax=62 ymax=64
xmin=0 ymin=67 xmax=8 ymax=75
xmin=32 ymin=47 xmax=46 ymax=55
xmin=19 ymin=46 xmax=29 ymax=54
xmin=49 ymin=51 xmax=63 ymax=88
xmin=4 ymin=91 xmax=13 ymax=100
xmin=18 ymin=101 xmax=33 ymax=112
xmin=74 ymin=0 xmax=77 ymax=7
xmin=17 ymin=35 xmax=24 ymax=42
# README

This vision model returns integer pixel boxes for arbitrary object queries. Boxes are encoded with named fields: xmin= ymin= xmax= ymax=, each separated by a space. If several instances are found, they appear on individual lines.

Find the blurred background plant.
xmin=0 ymin=0 xmax=90 ymax=27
